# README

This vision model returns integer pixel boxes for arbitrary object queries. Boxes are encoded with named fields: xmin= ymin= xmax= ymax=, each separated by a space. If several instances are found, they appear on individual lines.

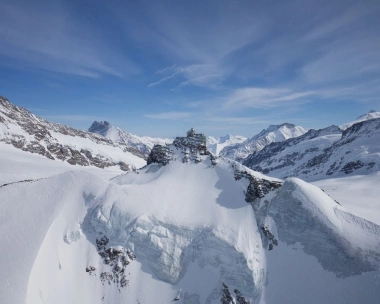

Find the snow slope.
xmin=220 ymin=123 xmax=308 ymax=161
xmin=0 ymin=142 xmax=126 ymax=185
xmin=1 ymin=133 xmax=380 ymax=304
xmin=340 ymin=110 xmax=380 ymax=130
xmin=88 ymin=121 xmax=172 ymax=158
xmin=243 ymin=125 xmax=342 ymax=179
xmin=312 ymin=172 xmax=380 ymax=225
xmin=206 ymin=134 xmax=247 ymax=155
xmin=0 ymin=96 xmax=145 ymax=171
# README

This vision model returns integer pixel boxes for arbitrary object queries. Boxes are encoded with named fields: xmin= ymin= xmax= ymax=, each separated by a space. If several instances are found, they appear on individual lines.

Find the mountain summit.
xmin=88 ymin=121 xmax=112 ymax=137
xmin=340 ymin=110 xmax=380 ymax=130
xmin=220 ymin=123 xmax=308 ymax=161
xmin=88 ymin=121 xmax=171 ymax=159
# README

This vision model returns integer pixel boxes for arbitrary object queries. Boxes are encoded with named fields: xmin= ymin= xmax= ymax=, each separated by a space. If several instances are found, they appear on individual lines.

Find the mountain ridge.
xmin=0 ymin=96 xmax=146 ymax=171
xmin=220 ymin=122 xmax=308 ymax=161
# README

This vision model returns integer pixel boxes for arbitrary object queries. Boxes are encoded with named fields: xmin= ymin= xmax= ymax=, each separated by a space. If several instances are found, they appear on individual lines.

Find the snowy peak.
xmin=243 ymin=119 xmax=380 ymax=180
xmin=88 ymin=121 xmax=172 ymax=159
xmin=256 ymin=123 xmax=308 ymax=141
xmin=340 ymin=110 xmax=380 ymax=130
xmin=356 ymin=109 xmax=379 ymax=120
xmin=88 ymin=121 xmax=112 ymax=137
xmin=340 ymin=117 xmax=380 ymax=144
xmin=220 ymin=122 xmax=308 ymax=161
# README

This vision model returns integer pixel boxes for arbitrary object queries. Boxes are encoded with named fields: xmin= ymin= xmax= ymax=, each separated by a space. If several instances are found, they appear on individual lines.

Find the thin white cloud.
xmin=44 ymin=115 xmax=101 ymax=122
xmin=148 ymin=71 xmax=181 ymax=87
xmin=205 ymin=116 xmax=274 ymax=125
xmin=223 ymin=87 xmax=315 ymax=109
xmin=149 ymin=64 xmax=224 ymax=89
xmin=0 ymin=1 xmax=140 ymax=78
xmin=144 ymin=112 xmax=192 ymax=120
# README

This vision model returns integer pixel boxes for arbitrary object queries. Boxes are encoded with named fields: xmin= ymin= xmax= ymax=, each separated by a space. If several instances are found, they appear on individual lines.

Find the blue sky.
xmin=1 ymin=0 xmax=380 ymax=137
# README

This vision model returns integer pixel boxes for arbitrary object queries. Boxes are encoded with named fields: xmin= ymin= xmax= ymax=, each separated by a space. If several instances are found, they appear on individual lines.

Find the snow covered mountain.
xmin=340 ymin=109 xmax=380 ymax=130
xmin=244 ymin=118 xmax=380 ymax=180
xmin=206 ymin=134 xmax=247 ymax=155
xmin=220 ymin=123 xmax=308 ymax=161
xmin=89 ymin=121 xmax=172 ymax=158
xmin=0 ymin=96 xmax=145 ymax=171
xmin=1 ymin=128 xmax=380 ymax=304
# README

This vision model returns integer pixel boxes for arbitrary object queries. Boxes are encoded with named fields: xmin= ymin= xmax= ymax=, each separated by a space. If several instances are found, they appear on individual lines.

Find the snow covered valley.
xmin=1 ymin=137 xmax=380 ymax=304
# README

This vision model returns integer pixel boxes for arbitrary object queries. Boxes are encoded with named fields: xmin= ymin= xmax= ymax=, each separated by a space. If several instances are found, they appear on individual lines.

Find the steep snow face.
xmin=89 ymin=121 xmax=172 ymax=158
xmin=243 ymin=125 xmax=343 ymax=180
xmin=220 ymin=123 xmax=308 ymax=161
xmin=312 ymin=172 xmax=380 ymax=225
xmin=0 ymin=96 xmax=146 ymax=170
xmin=340 ymin=110 xmax=380 ymax=130
xmin=206 ymin=134 xmax=247 ymax=155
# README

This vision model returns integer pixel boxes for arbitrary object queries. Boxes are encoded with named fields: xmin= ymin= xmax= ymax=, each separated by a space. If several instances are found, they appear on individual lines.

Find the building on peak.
xmin=187 ymin=128 xmax=196 ymax=137
xmin=186 ymin=128 xmax=206 ymax=145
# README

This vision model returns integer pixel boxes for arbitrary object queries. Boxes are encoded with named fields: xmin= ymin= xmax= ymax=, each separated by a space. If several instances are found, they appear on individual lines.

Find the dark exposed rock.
xmin=86 ymin=266 xmax=96 ymax=275
xmin=96 ymin=235 xmax=135 ymax=290
xmin=261 ymin=226 xmax=278 ymax=250
xmin=234 ymin=169 xmax=282 ymax=203
xmin=147 ymin=144 xmax=174 ymax=166
xmin=88 ymin=121 xmax=112 ymax=137
xmin=221 ymin=283 xmax=236 ymax=304
xmin=234 ymin=289 xmax=250 ymax=304
xmin=341 ymin=161 xmax=364 ymax=174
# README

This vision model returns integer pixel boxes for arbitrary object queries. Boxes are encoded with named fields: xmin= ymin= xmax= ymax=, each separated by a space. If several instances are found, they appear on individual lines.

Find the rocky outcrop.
xmin=147 ymin=144 xmax=174 ymax=166
xmin=95 ymin=235 xmax=135 ymax=290
xmin=233 ymin=168 xmax=282 ymax=203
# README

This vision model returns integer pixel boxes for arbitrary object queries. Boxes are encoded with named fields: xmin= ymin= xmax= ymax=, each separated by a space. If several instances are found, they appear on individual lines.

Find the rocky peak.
xmin=146 ymin=128 xmax=216 ymax=166
xmin=0 ymin=96 xmax=11 ymax=108
xmin=88 ymin=121 xmax=112 ymax=137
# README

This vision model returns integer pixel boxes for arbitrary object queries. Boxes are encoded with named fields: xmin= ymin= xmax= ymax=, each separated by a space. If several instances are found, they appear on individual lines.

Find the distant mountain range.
xmin=1 ymin=95 xmax=379 ymax=181
xmin=243 ymin=115 xmax=380 ymax=180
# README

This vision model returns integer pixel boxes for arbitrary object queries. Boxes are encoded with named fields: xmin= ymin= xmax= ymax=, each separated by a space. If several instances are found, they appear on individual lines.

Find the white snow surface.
xmin=206 ymin=134 xmax=247 ymax=155
xmin=220 ymin=123 xmax=308 ymax=161
xmin=312 ymin=172 xmax=380 ymax=225
xmin=88 ymin=121 xmax=172 ymax=157
xmin=340 ymin=110 xmax=380 ymax=130
xmin=1 ymin=140 xmax=380 ymax=304
xmin=0 ymin=97 xmax=146 ymax=170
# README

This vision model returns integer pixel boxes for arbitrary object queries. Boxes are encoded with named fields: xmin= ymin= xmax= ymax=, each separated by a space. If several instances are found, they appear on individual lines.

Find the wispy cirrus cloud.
xmin=144 ymin=111 xmax=192 ymax=120
xmin=223 ymin=87 xmax=315 ymax=109
xmin=0 ymin=0 xmax=140 ymax=78
xmin=148 ymin=64 xmax=224 ymax=89
xmin=44 ymin=115 xmax=102 ymax=123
